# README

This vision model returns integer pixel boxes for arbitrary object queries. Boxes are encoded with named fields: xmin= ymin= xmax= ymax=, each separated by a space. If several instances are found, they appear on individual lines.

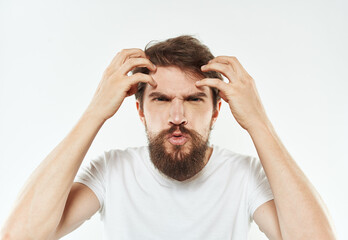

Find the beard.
xmin=146 ymin=123 xmax=212 ymax=182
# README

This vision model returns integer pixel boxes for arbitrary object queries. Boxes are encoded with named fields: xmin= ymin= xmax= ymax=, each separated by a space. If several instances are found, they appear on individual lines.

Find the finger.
xmin=229 ymin=56 xmax=249 ymax=75
xmin=195 ymin=78 xmax=227 ymax=91
xmin=128 ymin=72 xmax=157 ymax=88
xmin=213 ymin=56 xmax=246 ymax=77
xmin=195 ymin=78 xmax=231 ymax=102
xmin=110 ymin=48 xmax=146 ymax=69
xmin=120 ymin=57 xmax=156 ymax=75
xmin=208 ymin=57 xmax=230 ymax=65
xmin=201 ymin=62 xmax=237 ymax=83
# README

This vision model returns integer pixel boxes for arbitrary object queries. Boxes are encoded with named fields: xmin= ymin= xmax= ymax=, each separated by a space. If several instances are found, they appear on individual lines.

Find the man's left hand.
xmin=196 ymin=56 xmax=270 ymax=132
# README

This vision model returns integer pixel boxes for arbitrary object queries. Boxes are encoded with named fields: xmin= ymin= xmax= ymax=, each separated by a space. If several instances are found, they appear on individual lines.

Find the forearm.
xmin=248 ymin=122 xmax=336 ymax=240
xmin=1 ymin=110 xmax=105 ymax=239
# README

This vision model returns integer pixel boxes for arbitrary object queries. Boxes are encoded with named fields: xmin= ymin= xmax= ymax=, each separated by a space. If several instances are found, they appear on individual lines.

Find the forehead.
xmin=144 ymin=66 xmax=211 ymax=97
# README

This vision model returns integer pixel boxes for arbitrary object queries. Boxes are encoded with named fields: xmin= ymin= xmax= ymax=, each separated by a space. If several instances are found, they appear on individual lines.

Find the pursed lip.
xmin=167 ymin=132 xmax=189 ymax=145
xmin=167 ymin=131 xmax=188 ymax=139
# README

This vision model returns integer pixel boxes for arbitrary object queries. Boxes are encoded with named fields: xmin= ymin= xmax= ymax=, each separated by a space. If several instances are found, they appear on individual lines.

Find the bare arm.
xmin=249 ymin=122 xmax=336 ymax=239
xmin=49 ymin=182 xmax=101 ymax=240
xmin=0 ymin=112 xmax=105 ymax=239
xmin=0 ymin=48 xmax=157 ymax=240
xmin=198 ymin=56 xmax=336 ymax=239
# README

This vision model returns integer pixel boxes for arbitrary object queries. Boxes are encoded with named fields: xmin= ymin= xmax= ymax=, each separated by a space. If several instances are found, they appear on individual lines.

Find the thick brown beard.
xmin=146 ymin=124 xmax=211 ymax=182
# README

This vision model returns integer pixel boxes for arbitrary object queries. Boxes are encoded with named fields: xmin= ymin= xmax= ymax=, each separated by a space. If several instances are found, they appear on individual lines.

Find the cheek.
xmin=143 ymin=109 xmax=166 ymax=132
xmin=186 ymin=104 xmax=211 ymax=113
xmin=184 ymin=103 xmax=214 ymax=119
xmin=143 ymin=100 xmax=214 ymax=126
xmin=188 ymin=110 xmax=214 ymax=131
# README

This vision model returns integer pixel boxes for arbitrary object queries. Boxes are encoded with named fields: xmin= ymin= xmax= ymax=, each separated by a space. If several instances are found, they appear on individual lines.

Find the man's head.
xmin=133 ymin=35 xmax=223 ymax=182
xmin=133 ymin=35 xmax=223 ymax=111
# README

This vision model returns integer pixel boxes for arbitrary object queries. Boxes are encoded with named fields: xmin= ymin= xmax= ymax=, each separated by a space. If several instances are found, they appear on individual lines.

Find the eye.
xmin=189 ymin=98 xmax=203 ymax=102
xmin=153 ymin=97 xmax=169 ymax=102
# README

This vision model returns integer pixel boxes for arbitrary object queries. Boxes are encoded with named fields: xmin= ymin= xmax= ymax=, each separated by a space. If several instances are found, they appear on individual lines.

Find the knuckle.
xmin=105 ymin=66 xmax=112 ymax=72
xmin=142 ymin=74 xmax=152 ymax=81
xmin=146 ymin=59 xmax=154 ymax=67
xmin=120 ymin=49 xmax=128 ymax=54
xmin=104 ymin=66 xmax=114 ymax=75
xmin=124 ymin=48 xmax=143 ymax=54
xmin=247 ymin=76 xmax=255 ymax=85
xmin=221 ymin=65 xmax=229 ymax=72
xmin=228 ymin=65 xmax=234 ymax=72
xmin=126 ymin=57 xmax=137 ymax=65
xmin=134 ymin=48 xmax=143 ymax=52
xmin=132 ymin=72 xmax=145 ymax=80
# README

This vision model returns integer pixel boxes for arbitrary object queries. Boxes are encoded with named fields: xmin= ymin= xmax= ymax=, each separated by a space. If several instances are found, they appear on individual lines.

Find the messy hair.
xmin=132 ymin=35 xmax=223 ymax=111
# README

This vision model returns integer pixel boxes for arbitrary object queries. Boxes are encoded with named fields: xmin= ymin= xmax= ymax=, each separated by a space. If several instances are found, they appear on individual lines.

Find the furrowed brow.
xmin=148 ymin=92 xmax=170 ymax=99
xmin=184 ymin=92 xmax=208 ymax=99
xmin=148 ymin=92 xmax=208 ymax=99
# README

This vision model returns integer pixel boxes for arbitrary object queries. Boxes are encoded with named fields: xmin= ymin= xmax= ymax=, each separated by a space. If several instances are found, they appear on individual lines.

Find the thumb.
xmin=195 ymin=78 xmax=224 ymax=89
xmin=196 ymin=78 xmax=230 ymax=103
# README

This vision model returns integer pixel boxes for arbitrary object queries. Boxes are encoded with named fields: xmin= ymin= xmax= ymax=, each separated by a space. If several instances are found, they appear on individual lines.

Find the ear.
xmin=211 ymin=100 xmax=222 ymax=127
xmin=136 ymin=100 xmax=146 ymax=125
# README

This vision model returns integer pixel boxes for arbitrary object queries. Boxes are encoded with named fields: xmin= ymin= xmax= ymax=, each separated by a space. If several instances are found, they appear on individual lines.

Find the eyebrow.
xmin=148 ymin=91 xmax=208 ymax=100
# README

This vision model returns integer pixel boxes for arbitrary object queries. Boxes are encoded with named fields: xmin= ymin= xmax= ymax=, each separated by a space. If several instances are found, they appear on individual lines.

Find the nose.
xmin=168 ymin=99 xmax=187 ymax=126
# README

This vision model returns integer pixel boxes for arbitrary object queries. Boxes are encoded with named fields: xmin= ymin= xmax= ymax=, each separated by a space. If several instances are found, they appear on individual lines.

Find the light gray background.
xmin=1 ymin=0 xmax=347 ymax=239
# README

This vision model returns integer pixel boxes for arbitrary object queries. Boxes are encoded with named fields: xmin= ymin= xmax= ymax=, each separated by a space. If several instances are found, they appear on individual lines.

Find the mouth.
xmin=167 ymin=132 xmax=189 ymax=145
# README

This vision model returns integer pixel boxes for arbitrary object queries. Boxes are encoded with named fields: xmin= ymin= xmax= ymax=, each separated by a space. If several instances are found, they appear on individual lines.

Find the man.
xmin=1 ymin=35 xmax=336 ymax=239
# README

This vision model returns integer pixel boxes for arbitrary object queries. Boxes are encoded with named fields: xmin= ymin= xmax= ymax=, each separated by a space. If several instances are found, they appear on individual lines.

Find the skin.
xmin=196 ymin=56 xmax=337 ymax=239
xmin=0 ymin=49 xmax=158 ymax=239
xmin=0 ymin=49 xmax=336 ymax=240
xmin=136 ymin=66 xmax=221 ymax=166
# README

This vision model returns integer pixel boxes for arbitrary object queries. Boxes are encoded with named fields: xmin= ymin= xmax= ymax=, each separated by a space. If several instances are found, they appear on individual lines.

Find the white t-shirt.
xmin=74 ymin=144 xmax=274 ymax=240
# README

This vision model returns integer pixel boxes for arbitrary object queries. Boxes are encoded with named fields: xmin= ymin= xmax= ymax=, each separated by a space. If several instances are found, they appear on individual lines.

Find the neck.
xmin=203 ymin=146 xmax=213 ymax=166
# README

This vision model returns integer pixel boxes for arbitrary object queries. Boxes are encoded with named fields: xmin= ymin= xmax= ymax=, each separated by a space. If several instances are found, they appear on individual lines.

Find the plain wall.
xmin=0 ymin=0 xmax=347 ymax=239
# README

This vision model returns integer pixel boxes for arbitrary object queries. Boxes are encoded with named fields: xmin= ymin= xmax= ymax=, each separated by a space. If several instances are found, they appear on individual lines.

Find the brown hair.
xmin=132 ymin=35 xmax=223 ymax=111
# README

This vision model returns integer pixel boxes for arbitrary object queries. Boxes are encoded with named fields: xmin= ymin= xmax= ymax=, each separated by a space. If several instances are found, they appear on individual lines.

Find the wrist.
xmin=246 ymin=119 xmax=274 ymax=137
xmin=81 ymin=108 xmax=107 ymax=126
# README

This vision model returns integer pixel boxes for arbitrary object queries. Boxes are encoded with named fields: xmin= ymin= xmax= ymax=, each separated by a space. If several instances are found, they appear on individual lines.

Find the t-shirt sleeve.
xmin=247 ymin=156 xmax=274 ymax=222
xmin=74 ymin=153 xmax=107 ymax=217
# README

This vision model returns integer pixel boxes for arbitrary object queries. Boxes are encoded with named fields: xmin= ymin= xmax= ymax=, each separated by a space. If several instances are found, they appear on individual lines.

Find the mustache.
xmin=167 ymin=124 xmax=192 ymax=135
xmin=146 ymin=123 xmax=204 ymax=142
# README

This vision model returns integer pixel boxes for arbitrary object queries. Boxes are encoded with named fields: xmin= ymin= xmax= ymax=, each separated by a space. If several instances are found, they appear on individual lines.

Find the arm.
xmin=248 ymin=121 xmax=336 ymax=239
xmin=50 ymin=182 xmax=101 ymax=239
xmin=197 ymin=56 xmax=337 ymax=239
xmin=0 ymin=111 xmax=104 ymax=240
xmin=253 ymin=200 xmax=282 ymax=240
xmin=0 ymin=48 xmax=157 ymax=240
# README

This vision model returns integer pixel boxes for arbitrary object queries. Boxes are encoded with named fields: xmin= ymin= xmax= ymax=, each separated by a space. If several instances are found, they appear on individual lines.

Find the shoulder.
xmin=100 ymin=145 xmax=148 ymax=166
xmin=212 ymin=145 xmax=257 ymax=169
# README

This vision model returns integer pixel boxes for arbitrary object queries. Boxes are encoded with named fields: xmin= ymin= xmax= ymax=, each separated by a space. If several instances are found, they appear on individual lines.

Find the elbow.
xmin=0 ymin=226 xmax=53 ymax=240
xmin=1 ymin=223 xmax=13 ymax=240
xmin=0 ymin=228 xmax=14 ymax=240
xmin=1 ymin=229 xmax=28 ymax=240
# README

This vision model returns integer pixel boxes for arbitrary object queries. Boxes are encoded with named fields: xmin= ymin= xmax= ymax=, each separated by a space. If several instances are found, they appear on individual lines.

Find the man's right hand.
xmin=85 ymin=48 xmax=157 ymax=121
